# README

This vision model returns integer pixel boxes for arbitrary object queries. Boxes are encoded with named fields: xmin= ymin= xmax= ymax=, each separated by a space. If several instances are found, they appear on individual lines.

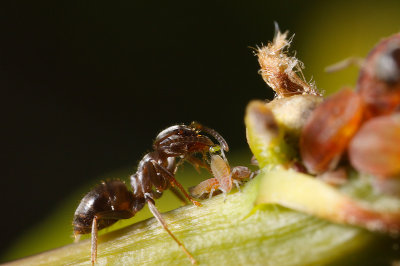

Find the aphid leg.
xmin=209 ymin=187 xmax=216 ymax=200
xmin=170 ymin=186 xmax=189 ymax=205
xmin=230 ymin=166 xmax=253 ymax=193
xmin=233 ymin=179 xmax=241 ymax=192
xmin=152 ymin=160 xmax=202 ymax=206
xmin=146 ymin=198 xmax=197 ymax=265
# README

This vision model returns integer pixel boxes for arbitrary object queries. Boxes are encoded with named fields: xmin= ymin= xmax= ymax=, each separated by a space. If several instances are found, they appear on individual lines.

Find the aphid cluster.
xmin=300 ymin=33 xmax=400 ymax=180
xmin=73 ymin=122 xmax=251 ymax=265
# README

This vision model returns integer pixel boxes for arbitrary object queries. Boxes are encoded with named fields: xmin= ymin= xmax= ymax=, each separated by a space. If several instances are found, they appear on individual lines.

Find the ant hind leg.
xmin=91 ymin=217 xmax=99 ymax=266
xmin=89 ymin=210 xmax=135 ymax=265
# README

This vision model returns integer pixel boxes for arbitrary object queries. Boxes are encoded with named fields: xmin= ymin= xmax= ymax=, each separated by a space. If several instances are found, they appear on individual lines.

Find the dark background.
xmin=2 ymin=0 xmax=400 ymax=261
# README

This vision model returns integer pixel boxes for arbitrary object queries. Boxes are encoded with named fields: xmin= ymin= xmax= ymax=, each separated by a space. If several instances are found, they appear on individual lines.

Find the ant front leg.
xmin=151 ymin=160 xmax=202 ymax=207
xmin=185 ymin=154 xmax=212 ymax=173
xmin=145 ymin=196 xmax=197 ymax=265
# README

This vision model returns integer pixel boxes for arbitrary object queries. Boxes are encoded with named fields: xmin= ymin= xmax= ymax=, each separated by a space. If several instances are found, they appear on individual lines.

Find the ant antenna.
xmin=190 ymin=121 xmax=229 ymax=152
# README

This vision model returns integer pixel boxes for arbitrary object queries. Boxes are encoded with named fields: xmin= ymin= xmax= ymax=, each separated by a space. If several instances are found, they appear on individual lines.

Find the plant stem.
xmin=4 ymin=174 xmax=386 ymax=266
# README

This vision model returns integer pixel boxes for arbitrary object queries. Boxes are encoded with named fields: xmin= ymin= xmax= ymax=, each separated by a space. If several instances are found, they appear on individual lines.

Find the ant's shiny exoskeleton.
xmin=73 ymin=122 xmax=229 ymax=265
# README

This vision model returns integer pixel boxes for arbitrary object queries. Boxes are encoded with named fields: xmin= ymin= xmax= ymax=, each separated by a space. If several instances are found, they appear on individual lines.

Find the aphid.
xmin=300 ymin=89 xmax=364 ymax=174
xmin=73 ymin=122 xmax=229 ymax=265
xmin=357 ymin=33 xmax=400 ymax=119
xmin=189 ymin=154 xmax=253 ymax=199
xmin=349 ymin=113 xmax=400 ymax=178
xmin=256 ymin=23 xmax=321 ymax=98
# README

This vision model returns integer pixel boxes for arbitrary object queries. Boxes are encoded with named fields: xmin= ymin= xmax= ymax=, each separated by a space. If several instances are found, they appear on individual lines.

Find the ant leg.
xmin=172 ymin=158 xmax=185 ymax=175
xmin=90 ymin=210 xmax=135 ymax=265
xmin=151 ymin=160 xmax=202 ymax=206
xmin=146 ymin=198 xmax=197 ymax=265
xmin=185 ymin=154 xmax=211 ymax=173
xmin=91 ymin=217 xmax=99 ymax=265
xmin=170 ymin=186 xmax=189 ymax=205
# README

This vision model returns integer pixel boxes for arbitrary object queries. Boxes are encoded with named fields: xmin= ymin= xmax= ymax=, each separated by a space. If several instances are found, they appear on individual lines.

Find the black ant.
xmin=73 ymin=122 xmax=229 ymax=265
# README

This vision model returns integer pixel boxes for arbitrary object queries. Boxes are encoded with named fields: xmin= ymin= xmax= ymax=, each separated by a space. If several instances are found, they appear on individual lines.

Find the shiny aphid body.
xmin=73 ymin=122 xmax=229 ymax=265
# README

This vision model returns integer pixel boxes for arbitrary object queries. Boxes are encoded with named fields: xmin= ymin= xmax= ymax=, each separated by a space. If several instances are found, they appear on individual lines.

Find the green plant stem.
xmin=4 ymin=174 xmax=387 ymax=266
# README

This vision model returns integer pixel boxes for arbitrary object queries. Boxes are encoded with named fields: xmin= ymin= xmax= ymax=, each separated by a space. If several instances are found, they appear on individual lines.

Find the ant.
xmin=73 ymin=122 xmax=229 ymax=265
xmin=189 ymin=154 xmax=253 ymax=199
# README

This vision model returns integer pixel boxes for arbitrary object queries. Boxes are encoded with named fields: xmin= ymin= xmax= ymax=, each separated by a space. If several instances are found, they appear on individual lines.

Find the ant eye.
xmin=375 ymin=45 xmax=400 ymax=84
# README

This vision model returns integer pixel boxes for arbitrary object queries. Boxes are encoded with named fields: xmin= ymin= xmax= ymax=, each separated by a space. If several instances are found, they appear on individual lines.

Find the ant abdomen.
xmin=73 ymin=180 xmax=141 ymax=235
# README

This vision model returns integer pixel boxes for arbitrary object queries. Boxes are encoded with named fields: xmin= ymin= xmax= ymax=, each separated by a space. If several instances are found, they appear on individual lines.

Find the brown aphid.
xmin=349 ymin=113 xmax=400 ymax=178
xmin=300 ymin=89 xmax=364 ymax=174
xmin=189 ymin=154 xmax=253 ymax=199
xmin=74 ymin=122 xmax=230 ymax=265
xmin=357 ymin=33 xmax=400 ymax=119
xmin=256 ymin=24 xmax=321 ymax=98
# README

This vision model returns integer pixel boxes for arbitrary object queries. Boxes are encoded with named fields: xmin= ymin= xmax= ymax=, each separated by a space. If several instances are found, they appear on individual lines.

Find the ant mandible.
xmin=73 ymin=122 xmax=229 ymax=265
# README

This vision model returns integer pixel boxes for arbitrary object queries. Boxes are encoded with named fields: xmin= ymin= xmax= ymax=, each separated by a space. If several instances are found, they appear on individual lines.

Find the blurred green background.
xmin=2 ymin=0 xmax=400 ymax=262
